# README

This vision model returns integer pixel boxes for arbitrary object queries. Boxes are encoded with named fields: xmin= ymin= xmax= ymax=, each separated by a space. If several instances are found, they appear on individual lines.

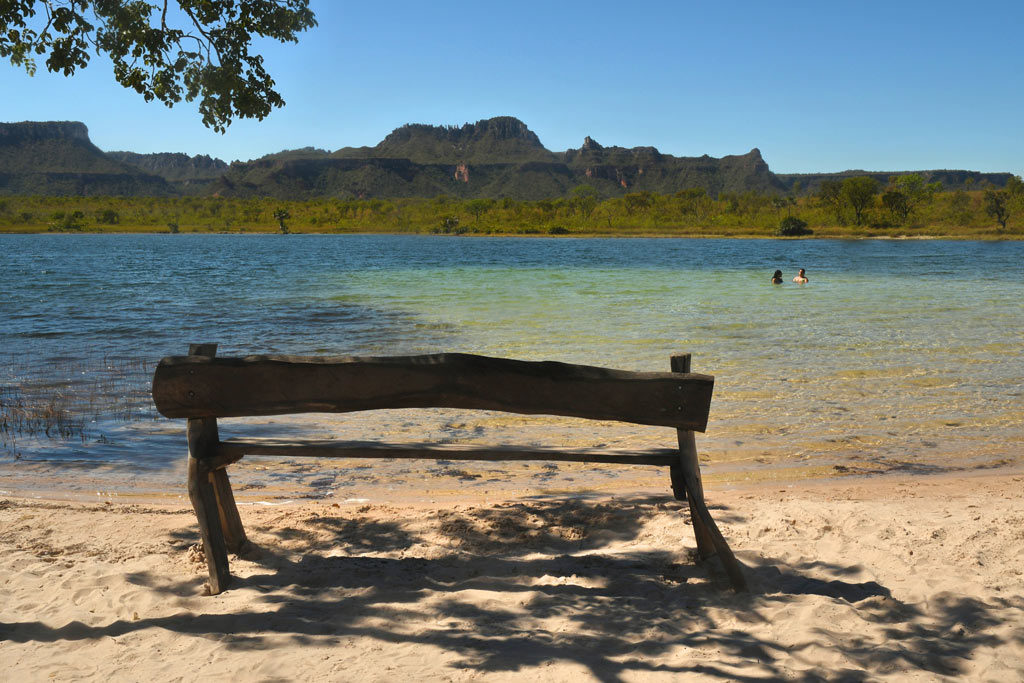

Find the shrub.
xmin=438 ymin=216 xmax=460 ymax=233
xmin=273 ymin=208 xmax=290 ymax=233
xmin=776 ymin=216 xmax=812 ymax=236
xmin=48 ymin=211 xmax=86 ymax=231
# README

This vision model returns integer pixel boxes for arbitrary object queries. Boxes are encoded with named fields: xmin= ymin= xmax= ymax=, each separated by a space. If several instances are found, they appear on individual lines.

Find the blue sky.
xmin=2 ymin=0 xmax=1022 ymax=175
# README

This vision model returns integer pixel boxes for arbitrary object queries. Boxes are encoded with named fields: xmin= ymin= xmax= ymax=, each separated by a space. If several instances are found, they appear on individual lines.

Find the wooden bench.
xmin=151 ymin=343 xmax=746 ymax=594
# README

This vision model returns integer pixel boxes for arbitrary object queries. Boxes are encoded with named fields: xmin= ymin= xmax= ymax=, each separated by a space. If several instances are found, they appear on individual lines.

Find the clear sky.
xmin=2 ymin=0 xmax=1022 ymax=176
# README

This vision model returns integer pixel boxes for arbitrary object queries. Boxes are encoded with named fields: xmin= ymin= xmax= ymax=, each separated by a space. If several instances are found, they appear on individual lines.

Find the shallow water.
xmin=2 ymin=234 xmax=1022 ymax=500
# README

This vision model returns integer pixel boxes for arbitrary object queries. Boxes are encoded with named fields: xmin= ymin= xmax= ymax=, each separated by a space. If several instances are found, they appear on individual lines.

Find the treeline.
xmin=1 ymin=174 xmax=1022 ymax=236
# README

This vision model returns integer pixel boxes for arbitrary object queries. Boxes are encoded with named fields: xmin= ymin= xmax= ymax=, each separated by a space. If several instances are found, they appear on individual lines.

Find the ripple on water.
xmin=1 ymin=234 xmax=1023 ymax=497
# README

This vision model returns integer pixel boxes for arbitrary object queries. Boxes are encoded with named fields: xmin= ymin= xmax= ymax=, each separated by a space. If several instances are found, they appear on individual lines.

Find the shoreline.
xmin=3 ymin=467 xmax=1022 ymax=680
xmin=4 ymin=455 xmax=1023 ymax=507
xmin=2 ymin=228 xmax=1022 ymax=240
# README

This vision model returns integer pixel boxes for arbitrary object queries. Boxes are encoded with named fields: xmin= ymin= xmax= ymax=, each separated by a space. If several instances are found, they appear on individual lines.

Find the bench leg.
xmin=670 ymin=352 xmax=746 ymax=592
xmin=669 ymin=353 xmax=716 ymax=559
xmin=671 ymin=466 xmax=715 ymax=559
xmin=673 ymin=432 xmax=717 ymax=560
xmin=679 ymin=471 xmax=745 ymax=593
xmin=187 ymin=455 xmax=231 ymax=594
xmin=671 ymin=431 xmax=747 ymax=592
xmin=183 ymin=342 xmax=232 ymax=594
xmin=673 ymin=462 xmax=748 ymax=592
xmin=211 ymin=468 xmax=248 ymax=554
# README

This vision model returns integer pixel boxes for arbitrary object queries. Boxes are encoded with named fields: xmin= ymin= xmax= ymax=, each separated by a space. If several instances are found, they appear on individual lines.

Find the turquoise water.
xmin=1 ymin=234 xmax=1022 ymax=497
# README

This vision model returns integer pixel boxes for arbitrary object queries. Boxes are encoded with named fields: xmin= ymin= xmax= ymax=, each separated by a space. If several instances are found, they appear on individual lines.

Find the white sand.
xmin=2 ymin=469 xmax=1023 ymax=681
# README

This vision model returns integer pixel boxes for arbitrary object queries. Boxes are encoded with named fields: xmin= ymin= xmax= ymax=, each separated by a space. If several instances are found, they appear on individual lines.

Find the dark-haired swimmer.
xmin=771 ymin=270 xmax=783 ymax=284
xmin=793 ymin=268 xmax=808 ymax=284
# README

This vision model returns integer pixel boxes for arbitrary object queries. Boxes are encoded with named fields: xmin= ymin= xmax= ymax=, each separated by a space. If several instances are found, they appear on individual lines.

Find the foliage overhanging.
xmin=0 ymin=0 xmax=317 ymax=131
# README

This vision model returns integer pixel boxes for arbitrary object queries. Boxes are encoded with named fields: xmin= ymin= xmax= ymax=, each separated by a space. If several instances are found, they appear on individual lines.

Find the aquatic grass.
xmin=0 ymin=351 xmax=157 ymax=457
xmin=0 ymin=385 xmax=86 ymax=456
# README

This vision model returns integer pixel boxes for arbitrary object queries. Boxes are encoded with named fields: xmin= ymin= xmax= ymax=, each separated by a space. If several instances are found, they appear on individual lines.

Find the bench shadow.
xmin=3 ymin=494 xmax=1021 ymax=682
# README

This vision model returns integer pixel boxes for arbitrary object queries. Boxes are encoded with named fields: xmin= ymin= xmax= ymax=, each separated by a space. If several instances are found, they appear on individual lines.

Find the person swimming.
xmin=793 ymin=268 xmax=808 ymax=283
xmin=771 ymin=270 xmax=783 ymax=284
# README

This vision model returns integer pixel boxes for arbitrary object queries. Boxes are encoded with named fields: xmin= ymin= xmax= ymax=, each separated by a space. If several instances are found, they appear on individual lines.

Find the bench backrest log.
xmin=152 ymin=352 xmax=714 ymax=431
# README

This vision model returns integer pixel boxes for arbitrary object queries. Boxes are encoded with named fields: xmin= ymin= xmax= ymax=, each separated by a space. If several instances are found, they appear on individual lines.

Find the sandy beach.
xmin=2 ymin=467 xmax=1022 ymax=681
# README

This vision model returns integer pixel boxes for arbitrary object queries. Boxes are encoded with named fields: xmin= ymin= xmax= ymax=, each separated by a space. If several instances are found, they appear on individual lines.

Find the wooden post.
xmin=186 ymin=343 xmax=231 ymax=594
xmin=211 ymin=468 xmax=247 ymax=554
xmin=670 ymin=353 xmax=715 ymax=557
xmin=676 ymin=463 xmax=748 ymax=592
xmin=670 ymin=353 xmax=747 ymax=591
xmin=189 ymin=343 xmax=248 ymax=553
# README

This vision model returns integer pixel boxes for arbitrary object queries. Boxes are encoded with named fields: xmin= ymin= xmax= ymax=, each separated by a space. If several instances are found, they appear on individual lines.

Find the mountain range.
xmin=0 ymin=118 xmax=1014 ymax=199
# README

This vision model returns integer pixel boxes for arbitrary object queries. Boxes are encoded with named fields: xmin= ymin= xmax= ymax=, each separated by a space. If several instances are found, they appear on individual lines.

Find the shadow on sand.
xmin=2 ymin=495 xmax=1021 ymax=681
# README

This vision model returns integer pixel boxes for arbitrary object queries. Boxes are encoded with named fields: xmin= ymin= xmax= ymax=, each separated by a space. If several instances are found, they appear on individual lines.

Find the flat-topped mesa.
xmin=776 ymin=167 xmax=1016 ymax=194
xmin=5 ymin=117 xmax=1015 ymax=198
xmin=0 ymin=120 xmax=174 ymax=196
xmin=383 ymin=116 xmax=543 ymax=145
xmin=370 ymin=116 xmax=552 ymax=164
xmin=562 ymin=140 xmax=781 ymax=193
xmin=0 ymin=120 xmax=91 ymax=143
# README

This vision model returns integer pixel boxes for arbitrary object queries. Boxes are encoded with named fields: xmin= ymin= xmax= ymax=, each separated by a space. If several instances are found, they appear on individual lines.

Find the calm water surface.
xmin=2 ymin=235 xmax=1022 ymax=499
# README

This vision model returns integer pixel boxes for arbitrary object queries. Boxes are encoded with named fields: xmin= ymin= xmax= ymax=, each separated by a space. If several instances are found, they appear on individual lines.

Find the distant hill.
xmin=558 ymin=139 xmax=785 ymax=197
xmin=0 ymin=118 xmax=1015 ymax=199
xmin=106 ymin=151 xmax=228 ymax=185
xmin=776 ymin=170 xmax=1014 ymax=193
xmin=334 ymin=116 xmax=553 ymax=165
xmin=0 ymin=121 xmax=172 ymax=195
xmin=208 ymin=118 xmax=787 ymax=200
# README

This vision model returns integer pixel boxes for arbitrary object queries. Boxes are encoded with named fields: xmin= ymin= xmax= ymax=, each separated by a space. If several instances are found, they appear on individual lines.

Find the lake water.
xmin=2 ymin=234 xmax=1022 ymax=500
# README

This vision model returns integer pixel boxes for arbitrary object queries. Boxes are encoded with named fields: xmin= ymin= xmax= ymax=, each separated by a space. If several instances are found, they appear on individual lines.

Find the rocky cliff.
xmin=0 ymin=121 xmax=172 ymax=195
xmin=0 ymin=117 xmax=1015 ymax=199
xmin=208 ymin=119 xmax=788 ymax=200
xmin=106 ymin=151 xmax=228 ymax=182
xmin=337 ymin=116 xmax=553 ymax=165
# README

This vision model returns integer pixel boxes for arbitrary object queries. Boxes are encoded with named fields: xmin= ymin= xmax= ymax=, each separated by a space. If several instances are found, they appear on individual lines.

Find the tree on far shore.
xmin=984 ymin=190 xmax=1010 ymax=230
xmin=466 ymin=198 xmax=494 ymax=225
xmin=882 ymin=174 xmax=941 ymax=225
xmin=571 ymin=185 xmax=599 ymax=219
xmin=1006 ymin=175 xmax=1024 ymax=196
xmin=841 ymin=176 xmax=879 ymax=225
xmin=273 ymin=207 xmax=290 ymax=233
xmin=1 ymin=1 xmax=317 ymax=132
xmin=818 ymin=180 xmax=845 ymax=224
xmin=882 ymin=190 xmax=910 ymax=224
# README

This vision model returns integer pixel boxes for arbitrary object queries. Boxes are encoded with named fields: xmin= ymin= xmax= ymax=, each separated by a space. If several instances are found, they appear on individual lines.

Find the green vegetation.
xmin=273 ymin=207 xmax=290 ymax=234
xmin=984 ymin=190 xmax=1011 ymax=231
xmin=1 ymin=1 xmax=316 ymax=131
xmin=777 ymin=216 xmax=812 ymax=237
xmin=841 ymin=176 xmax=879 ymax=226
xmin=1 ymin=176 xmax=1021 ymax=237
